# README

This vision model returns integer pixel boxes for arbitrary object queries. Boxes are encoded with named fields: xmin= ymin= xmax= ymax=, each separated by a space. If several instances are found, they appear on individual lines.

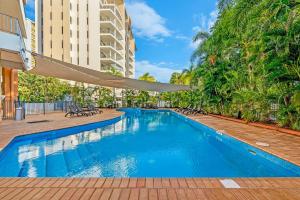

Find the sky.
xmin=25 ymin=0 xmax=218 ymax=83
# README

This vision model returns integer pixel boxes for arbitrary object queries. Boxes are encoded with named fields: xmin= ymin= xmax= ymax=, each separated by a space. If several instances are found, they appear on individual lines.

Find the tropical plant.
xmin=18 ymin=72 xmax=71 ymax=102
xmin=138 ymin=73 xmax=156 ymax=82
xmin=169 ymin=0 xmax=300 ymax=130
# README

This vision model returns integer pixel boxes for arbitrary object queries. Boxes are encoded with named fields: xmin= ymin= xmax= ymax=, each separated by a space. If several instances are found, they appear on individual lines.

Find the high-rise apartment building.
xmin=25 ymin=18 xmax=36 ymax=68
xmin=36 ymin=0 xmax=135 ymax=78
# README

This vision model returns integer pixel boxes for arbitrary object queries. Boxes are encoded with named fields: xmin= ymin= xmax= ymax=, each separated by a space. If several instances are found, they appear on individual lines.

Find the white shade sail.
xmin=29 ymin=53 xmax=191 ymax=92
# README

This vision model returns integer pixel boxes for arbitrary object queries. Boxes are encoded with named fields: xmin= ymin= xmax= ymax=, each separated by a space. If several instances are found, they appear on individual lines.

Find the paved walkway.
xmin=0 ymin=178 xmax=299 ymax=199
xmin=0 ymin=109 xmax=123 ymax=149
xmin=187 ymin=114 xmax=300 ymax=167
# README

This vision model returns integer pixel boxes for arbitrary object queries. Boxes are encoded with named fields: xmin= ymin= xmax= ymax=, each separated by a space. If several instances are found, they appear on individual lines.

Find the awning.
xmin=29 ymin=53 xmax=191 ymax=92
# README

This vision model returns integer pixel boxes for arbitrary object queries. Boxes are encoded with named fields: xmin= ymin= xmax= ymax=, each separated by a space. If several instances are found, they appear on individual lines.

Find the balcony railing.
xmin=100 ymin=17 xmax=123 ymax=32
xmin=0 ymin=13 xmax=20 ymax=35
xmin=0 ymin=12 xmax=29 ymax=69
xmin=100 ymin=3 xmax=122 ymax=22
xmin=100 ymin=28 xmax=123 ymax=41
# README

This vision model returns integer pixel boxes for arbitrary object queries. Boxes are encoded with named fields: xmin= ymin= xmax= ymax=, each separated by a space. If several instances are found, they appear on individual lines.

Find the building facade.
xmin=36 ymin=0 xmax=135 ymax=78
xmin=25 ymin=18 xmax=36 ymax=68
xmin=0 ymin=0 xmax=29 ymax=119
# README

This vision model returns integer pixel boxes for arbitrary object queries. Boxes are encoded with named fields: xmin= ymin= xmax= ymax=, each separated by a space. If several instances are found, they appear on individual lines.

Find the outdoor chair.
xmin=74 ymin=105 xmax=92 ymax=116
xmin=65 ymin=105 xmax=84 ymax=117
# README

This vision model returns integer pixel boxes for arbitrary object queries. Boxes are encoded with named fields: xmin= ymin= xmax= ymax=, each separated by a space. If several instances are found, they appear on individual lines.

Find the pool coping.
xmin=169 ymin=110 xmax=300 ymax=175
xmin=172 ymin=110 xmax=300 ymax=169
xmin=0 ymin=111 xmax=126 ymax=159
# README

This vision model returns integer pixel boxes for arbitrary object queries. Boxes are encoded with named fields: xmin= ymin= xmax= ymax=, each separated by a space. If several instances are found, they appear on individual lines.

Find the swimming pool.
xmin=0 ymin=109 xmax=300 ymax=177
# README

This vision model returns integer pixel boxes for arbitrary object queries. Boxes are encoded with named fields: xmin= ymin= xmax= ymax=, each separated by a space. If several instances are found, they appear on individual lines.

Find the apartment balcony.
xmin=100 ymin=52 xmax=123 ymax=71
xmin=100 ymin=17 xmax=123 ymax=36
xmin=100 ymin=1 xmax=122 ymax=22
xmin=100 ymin=28 xmax=123 ymax=48
xmin=100 ymin=41 xmax=124 ymax=59
xmin=129 ymin=47 xmax=134 ymax=56
xmin=0 ymin=13 xmax=29 ymax=70
xmin=129 ymin=54 xmax=134 ymax=62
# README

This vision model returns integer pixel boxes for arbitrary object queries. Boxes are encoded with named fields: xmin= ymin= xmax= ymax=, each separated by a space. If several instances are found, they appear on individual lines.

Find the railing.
xmin=100 ymin=28 xmax=123 ymax=41
xmin=100 ymin=3 xmax=122 ymax=22
xmin=0 ymin=13 xmax=20 ymax=35
xmin=1 ymin=100 xmax=76 ymax=120
xmin=100 ymin=17 xmax=123 ymax=31
xmin=0 ymin=12 xmax=29 ymax=69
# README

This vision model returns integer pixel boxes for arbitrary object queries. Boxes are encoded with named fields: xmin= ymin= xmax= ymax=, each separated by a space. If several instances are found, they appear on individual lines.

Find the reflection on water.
xmin=0 ymin=110 xmax=299 ymax=177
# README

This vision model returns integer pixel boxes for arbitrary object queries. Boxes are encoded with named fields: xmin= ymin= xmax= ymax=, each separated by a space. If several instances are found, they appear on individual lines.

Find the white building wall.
xmin=88 ymin=0 xmax=100 ymax=71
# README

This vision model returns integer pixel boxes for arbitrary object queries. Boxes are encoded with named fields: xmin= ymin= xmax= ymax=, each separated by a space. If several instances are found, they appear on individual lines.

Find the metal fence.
xmin=1 ymin=101 xmax=76 ymax=120
xmin=24 ymin=101 xmax=74 ymax=115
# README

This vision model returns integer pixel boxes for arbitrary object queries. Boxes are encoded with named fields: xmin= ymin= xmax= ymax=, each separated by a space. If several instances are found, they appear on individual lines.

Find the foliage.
xmin=169 ymin=0 xmax=300 ymax=130
xmin=95 ymin=87 xmax=114 ymax=107
xmin=18 ymin=72 xmax=71 ymax=102
xmin=138 ymin=73 xmax=156 ymax=82
xmin=122 ymin=89 xmax=136 ymax=107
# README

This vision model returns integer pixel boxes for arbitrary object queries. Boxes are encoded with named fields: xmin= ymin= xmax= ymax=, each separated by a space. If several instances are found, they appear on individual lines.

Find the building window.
xmin=62 ymin=41 xmax=64 ymax=48
xmin=70 ymin=44 xmax=72 ymax=50
xmin=87 ymin=57 xmax=89 ymax=65
xmin=50 ymin=0 xmax=52 ymax=6
xmin=62 ymin=27 xmax=64 ymax=34
xmin=50 ymin=12 xmax=52 ymax=20
xmin=70 ymin=17 xmax=72 ymax=24
xmin=50 ymin=41 xmax=52 ymax=48
xmin=87 ymin=18 xmax=89 ymax=25
xmin=70 ymin=30 xmax=72 ymax=37
xmin=61 ymin=12 xmax=63 ymax=20
xmin=70 ymin=3 xmax=72 ymax=10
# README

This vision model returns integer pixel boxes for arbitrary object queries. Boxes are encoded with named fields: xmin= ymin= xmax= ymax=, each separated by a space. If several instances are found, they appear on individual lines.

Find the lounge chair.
xmin=87 ymin=105 xmax=103 ymax=115
xmin=74 ymin=105 xmax=92 ymax=116
xmin=65 ymin=105 xmax=83 ymax=117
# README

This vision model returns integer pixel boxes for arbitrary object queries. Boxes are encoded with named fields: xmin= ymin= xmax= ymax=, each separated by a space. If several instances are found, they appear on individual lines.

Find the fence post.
xmin=43 ymin=101 xmax=46 ymax=115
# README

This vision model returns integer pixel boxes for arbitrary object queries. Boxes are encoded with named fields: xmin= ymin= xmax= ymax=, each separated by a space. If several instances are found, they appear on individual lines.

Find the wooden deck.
xmin=0 ymin=109 xmax=123 ymax=150
xmin=0 ymin=178 xmax=299 ymax=199
xmin=1 ymin=110 xmax=300 ymax=199
xmin=187 ymin=114 xmax=300 ymax=167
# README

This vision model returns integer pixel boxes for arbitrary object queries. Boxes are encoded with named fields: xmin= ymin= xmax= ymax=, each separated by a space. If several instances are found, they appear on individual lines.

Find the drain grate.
xmin=27 ymin=120 xmax=51 ymax=124
xmin=220 ymin=179 xmax=241 ymax=188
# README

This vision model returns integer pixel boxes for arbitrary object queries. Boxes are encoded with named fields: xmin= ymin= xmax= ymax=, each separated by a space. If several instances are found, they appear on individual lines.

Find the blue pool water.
xmin=0 ymin=109 xmax=300 ymax=177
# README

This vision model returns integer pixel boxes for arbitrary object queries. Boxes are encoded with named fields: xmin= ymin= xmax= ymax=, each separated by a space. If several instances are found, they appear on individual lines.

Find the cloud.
xmin=189 ymin=9 xmax=218 ymax=49
xmin=135 ymin=60 xmax=181 ymax=83
xmin=192 ymin=9 xmax=218 ymax=33
xmin=126 ymin=1 xmax=171 ymax=42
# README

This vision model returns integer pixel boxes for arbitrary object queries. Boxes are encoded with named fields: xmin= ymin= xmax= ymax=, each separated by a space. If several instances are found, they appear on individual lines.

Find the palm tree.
xmin=218 ymin=0 xmax=234 ymax=12
xmin=108 ymin=67 xmax=123 ymax=77
xmin=191 ymin=31 xmax=210 ymax=64
xmin=138 ymin=73 xmax=156 ymax=82
xmin=169 ymin=72 xmax=182 ymax=84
